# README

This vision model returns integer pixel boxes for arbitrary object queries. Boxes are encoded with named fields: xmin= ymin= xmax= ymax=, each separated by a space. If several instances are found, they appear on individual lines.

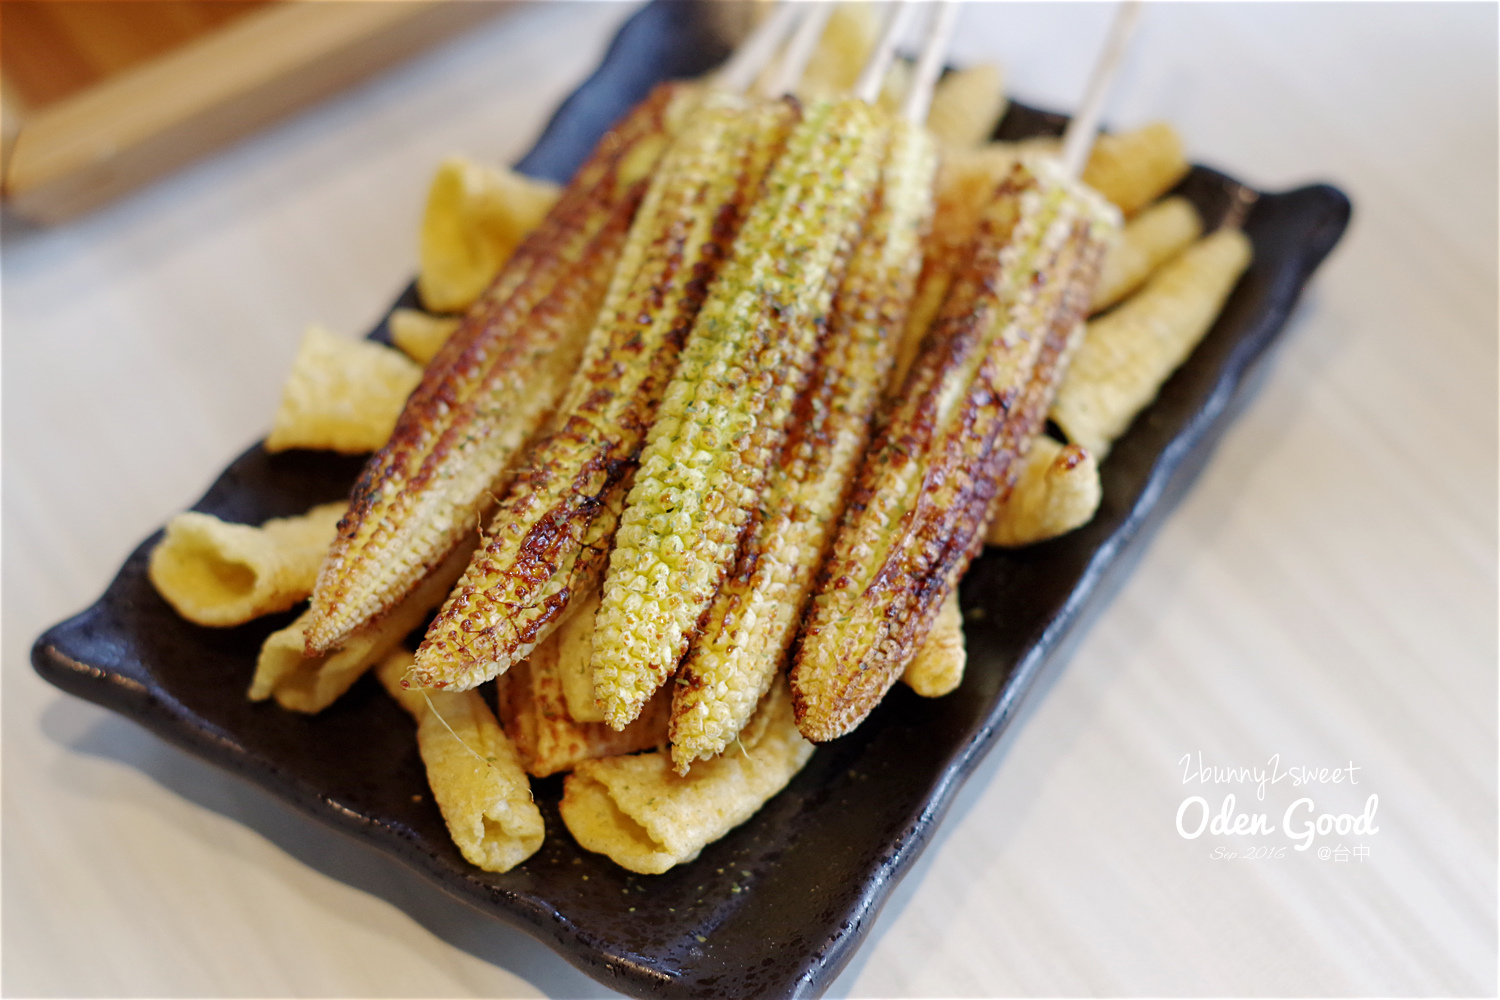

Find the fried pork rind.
xmin=494 ymin=626 xmax=670 ymax=778
xmin=901 ymin=589 xmax=966 ymax=697
xmin=984 ymin=436 xmax=1101 ymax=547
xmin=925 ymin=64 xmax=1007 ymax=149
xmin=248 ymin=540 xmax=475 ymax=712
xmin=560 ymin=676 xmax=813 ymax=874
xmin=376 ymin=649 xmax=544 ymax=873
xmin=1093 ymin=196 xmax=1202 ymax=312
xmin=148 ymin=502 xmax=345 ymax=627
xmin=388 ymin=308 xmax=461 ymax=366
xmin=1052 ymin=228 xmax=1253 ymax=457
xmin=417 ymin=156 xmax=562 ymax=313
xmin=264 ymin=325 xmax=423 ymax=454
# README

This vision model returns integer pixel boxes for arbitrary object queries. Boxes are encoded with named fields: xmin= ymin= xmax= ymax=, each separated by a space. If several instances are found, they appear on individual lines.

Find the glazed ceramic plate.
xmin=31 ymin=3 xmax=1351 ymax=998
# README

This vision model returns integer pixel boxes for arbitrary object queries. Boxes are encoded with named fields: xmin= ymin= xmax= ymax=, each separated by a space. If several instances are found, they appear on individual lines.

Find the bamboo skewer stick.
xmin=1060 ymin=0 xmax=1144 ymax=178
xmin=762 ymin=3 xmax=835 ymax=98
xmin=716 ymin=2 xmax=803 ymax=94
xmin=904 ymin=1 xmax=962 ymax=124
xmin=853 ymin=1 xmax=920 ymax=104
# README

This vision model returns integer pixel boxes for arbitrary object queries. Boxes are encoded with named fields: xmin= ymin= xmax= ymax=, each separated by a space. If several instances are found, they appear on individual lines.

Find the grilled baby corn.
xmin=409 ymin=91 xmax=798 ymax=692
xmin=791 ymin=156 xmax=1117 ymax=743
xmin=302 ymin=84 xmax=690 ymax=656
xmin=669 ymin=115 xmax=935 ymax=771
xmin=592 ymin=97 xmax=889 ymax=731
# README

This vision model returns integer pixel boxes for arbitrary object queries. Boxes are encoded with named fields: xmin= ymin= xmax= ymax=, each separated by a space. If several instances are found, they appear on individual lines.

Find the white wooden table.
xmin=4 ymin=3 xmax=1494 ymax=996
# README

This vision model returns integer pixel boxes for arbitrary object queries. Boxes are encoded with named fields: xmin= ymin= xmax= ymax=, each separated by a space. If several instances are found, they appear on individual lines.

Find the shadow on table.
xmin=816 ymin=607 xmax=1113 ymax=999
xmin=41 ymin=697 xmax=619 ymax=1000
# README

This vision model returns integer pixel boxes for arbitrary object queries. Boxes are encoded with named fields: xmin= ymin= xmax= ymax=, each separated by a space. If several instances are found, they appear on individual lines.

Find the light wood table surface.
xmin=4 ymin=3 xmax=1494 ymax=996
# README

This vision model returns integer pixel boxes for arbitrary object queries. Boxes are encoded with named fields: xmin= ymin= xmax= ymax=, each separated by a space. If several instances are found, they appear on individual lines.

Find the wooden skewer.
xmin=853 ymin=1 xmax=921 ymax=105
xmin=762 ymin=3 xmax=835 ymax=98
xmin=717 ymin=2 xmax=804 ymax=95
xmin=904 ymin=1 xmax=962 ymax=124
xmin=1060 ymin=0 xmax=1144 ymax=179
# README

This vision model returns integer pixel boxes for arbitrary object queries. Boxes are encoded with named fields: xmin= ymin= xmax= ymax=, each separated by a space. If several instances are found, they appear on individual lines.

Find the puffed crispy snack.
xmin=148 ymin=502 xmax=345 ymax=627
xmin=985 ymin=436 xmax=1102 ymax=547
xmin=925 ymin=64 xmax=1007 ymax=149
xmin=1008 ymin=122 xmax=1190 ymax=218
xmin=559 ymin=676 xmax=813 ymax=874
xmin=1092 ymin=195 xmax=1202 ymax=312
xmin=417 ymin=156 xmax=561 ymax=313
xmin=248 ymin=540 xmax=475 ymax=713
xmin=376 ymin=649 xmax=544 ymax=873
xmin=1052 ymin=228 xmax=1253 ymax=457
xmin=1080 ymin=123 xmax=1191 ymax=217
xmin=387 ymin=308 xmax=461 ymax=366
xmin=901 ymin=589 xmax=966 ymax=698
xmin=264 ymin=325 xmax=423 ymax=454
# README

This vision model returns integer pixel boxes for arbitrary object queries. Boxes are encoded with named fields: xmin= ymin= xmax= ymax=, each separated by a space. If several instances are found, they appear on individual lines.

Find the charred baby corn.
xmin=409 ymin=91 xmax=799 ymax=691
xmin=669 ymin=115 xmax=935 ymax=771
xmin=302 ymin=84 xmax=691 ymax=656
xmin=791 ymin=156 xmax=1117 ymax=743
xmin=592 ymin=97 xmax=889 ymax=731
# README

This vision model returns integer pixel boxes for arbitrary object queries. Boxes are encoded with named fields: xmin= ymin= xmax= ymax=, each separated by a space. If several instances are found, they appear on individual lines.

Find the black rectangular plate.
xmin=31 ymin=3 xmax=1351 ymax=998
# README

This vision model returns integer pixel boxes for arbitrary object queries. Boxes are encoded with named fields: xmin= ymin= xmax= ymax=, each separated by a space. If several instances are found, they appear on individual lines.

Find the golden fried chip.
xmin=417 ymin=156 xmax=561 ymax=313
xmin=494 ymin=630 xmax=669 ymax=778
xmin=264 ymin=325 xmax=423 ymax=454
xmin=985 ymin=436 xmax=1102 ymax=547
xmin=559 ymin=676 xmax=813 ymax=874
xmin=901 ymin=589 xmax=966 ymax=697
xmin=148 ymin=502 xmax=345 ymax=627
xmin=1052 ymin=228 xmax=1253 ymax=457
xmin=377 ymin=649 xmax=544 ymax=873
xmin=926 ymin=64 xmax=1007 ymax=149
xmin=248 ymin=539 xmax=475 ymax=712
xmin=1093 ymin=195 xmax=1202 ymax=312
xmin=388 ymin=308 xmax=461 ymax=366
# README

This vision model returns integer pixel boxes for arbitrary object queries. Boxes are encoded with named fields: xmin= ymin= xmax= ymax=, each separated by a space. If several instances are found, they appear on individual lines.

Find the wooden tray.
xmin=1 ymin=0 xmax=513 ymax=223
